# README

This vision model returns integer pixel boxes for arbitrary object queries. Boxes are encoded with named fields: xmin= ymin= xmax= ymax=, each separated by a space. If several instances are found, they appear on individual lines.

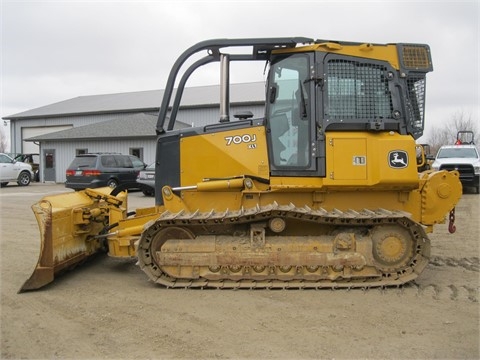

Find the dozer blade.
xmin=19 ymin=189 xmax=119 ymax=293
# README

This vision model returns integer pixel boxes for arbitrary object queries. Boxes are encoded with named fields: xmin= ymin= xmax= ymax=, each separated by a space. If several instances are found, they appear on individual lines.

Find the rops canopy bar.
xmin=156 ymin=37 xmax=314 ymax=133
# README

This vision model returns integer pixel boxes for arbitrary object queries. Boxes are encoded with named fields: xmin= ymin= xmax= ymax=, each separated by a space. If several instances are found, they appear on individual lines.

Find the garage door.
xmin=22 ymin=126 xmax=72 ymax=153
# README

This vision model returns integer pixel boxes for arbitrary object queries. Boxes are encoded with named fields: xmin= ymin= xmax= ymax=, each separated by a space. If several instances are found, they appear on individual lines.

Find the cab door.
xmin=266 ymin=52 xmax=319 ymax=177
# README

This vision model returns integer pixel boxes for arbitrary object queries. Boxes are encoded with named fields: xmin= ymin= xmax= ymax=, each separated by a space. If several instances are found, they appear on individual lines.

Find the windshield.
xmin=0 ymin=154 xmax=14 ymax=163
xmin=437 ymin=148 xmax=478 ymax=159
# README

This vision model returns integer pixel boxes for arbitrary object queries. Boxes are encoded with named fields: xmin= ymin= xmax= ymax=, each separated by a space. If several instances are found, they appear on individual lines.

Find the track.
xmin=137 ymin=203 xmax=430 ymax=289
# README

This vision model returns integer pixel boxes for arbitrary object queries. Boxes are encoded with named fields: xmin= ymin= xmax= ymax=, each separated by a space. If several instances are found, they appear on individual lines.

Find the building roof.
xmin=25 ymin=113 xmax=190 ymax=142
xmin=4 ymin=82 xmax=266 ymax=120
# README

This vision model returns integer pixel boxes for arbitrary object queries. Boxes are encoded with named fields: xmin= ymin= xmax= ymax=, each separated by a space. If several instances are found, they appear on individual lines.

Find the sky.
xmin=1 ymin=0 xmax=479 ymax=147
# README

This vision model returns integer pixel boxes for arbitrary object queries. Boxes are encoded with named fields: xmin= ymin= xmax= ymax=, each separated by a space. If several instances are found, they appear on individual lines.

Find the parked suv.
xmin=431 ymin=132 xmax=479 ymax=194
xmin=0 ymin=153 xmax=34 ymax=187
xmin=65 ymin=153 xmax=146 ymax=190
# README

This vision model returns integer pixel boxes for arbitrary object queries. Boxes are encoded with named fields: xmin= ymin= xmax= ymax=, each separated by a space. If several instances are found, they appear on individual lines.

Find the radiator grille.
xmin=402 ymin=45 xmax=430 ymax=70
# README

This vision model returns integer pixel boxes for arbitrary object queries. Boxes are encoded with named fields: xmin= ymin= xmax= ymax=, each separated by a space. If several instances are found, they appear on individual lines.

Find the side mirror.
xmin=269 ymin=85 xmax=277 ymax=104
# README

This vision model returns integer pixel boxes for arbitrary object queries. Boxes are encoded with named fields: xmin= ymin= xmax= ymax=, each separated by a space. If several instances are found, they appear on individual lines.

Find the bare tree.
xmin=426 ymin=111 xmax=479 ymax=154
xmin=0 ymin=123 xmax=9 ymax=153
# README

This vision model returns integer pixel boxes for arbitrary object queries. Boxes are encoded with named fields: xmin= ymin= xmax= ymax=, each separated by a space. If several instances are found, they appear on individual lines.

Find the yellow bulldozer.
xmin=20 ymin=37 xmax=462 ymax=292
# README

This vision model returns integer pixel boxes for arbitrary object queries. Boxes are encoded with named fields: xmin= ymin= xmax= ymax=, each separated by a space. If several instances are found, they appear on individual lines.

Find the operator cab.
xmin=265 ymin=44 xmax=431 ymax=177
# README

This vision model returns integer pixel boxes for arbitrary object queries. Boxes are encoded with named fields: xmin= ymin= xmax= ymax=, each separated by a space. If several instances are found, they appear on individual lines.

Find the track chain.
xmin=137 ymin=202 xmax=430 ymax=289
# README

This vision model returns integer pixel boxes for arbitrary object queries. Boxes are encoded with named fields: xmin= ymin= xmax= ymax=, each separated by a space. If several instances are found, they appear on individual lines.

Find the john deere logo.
xmin=389 ymin=151 xmax=408 ymax=168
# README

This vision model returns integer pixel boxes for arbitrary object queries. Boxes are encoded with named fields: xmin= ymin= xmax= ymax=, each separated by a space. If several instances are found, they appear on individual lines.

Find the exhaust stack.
xmin=219 ymin=53 xmax=230 ymax=122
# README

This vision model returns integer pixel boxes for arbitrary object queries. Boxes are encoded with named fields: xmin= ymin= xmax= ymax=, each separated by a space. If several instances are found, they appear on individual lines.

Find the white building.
xmin=3 ymin=82 xmax=266 ymax=183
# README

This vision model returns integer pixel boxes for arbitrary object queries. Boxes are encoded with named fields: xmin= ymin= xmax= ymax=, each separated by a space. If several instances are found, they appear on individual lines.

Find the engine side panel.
xmin=179 ymin=121 xmax=270 ymax=186
xmin=323 ymin=131 xmax=419 ymax=189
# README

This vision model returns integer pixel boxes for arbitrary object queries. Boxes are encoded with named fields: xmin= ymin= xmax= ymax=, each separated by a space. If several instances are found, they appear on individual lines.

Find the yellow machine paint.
xmin=180 ymin=125 xmax=270 ymax=186
xmin=21 ymin=188 xmax=124 ymax=290
xmin=165 ymin=130 xmax=460 ymax=227
xmin=20 ymin=37 xmax=461 ymax=292
xmin=276 ymin=42 xmax=403 ymax=70
xmin=180 ymin=129 xmax=419 ymax=190
xmin=324 ymin=132 xmax=419 ymax=188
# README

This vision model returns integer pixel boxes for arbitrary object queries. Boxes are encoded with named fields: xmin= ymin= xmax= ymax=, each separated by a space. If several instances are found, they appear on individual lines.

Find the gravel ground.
xmin=1 ymin=183 xmax=478 ymax=359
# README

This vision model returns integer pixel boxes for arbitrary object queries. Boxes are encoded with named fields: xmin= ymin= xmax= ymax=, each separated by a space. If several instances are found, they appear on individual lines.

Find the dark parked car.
xmin=65 ymin=153 xmax=146 ymax=190
xmin=136 ymin=163 xmax=155 ymax=196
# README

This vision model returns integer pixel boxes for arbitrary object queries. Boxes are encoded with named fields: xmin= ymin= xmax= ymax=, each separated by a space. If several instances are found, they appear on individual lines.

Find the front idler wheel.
xmin=137 ymin=226 xmax=195 ymax=281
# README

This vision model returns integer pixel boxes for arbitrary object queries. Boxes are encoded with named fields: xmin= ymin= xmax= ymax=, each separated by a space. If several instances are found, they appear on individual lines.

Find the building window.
xmin=130 ymin=148 xmax=143 ymax=160
xmin=45 ymin=152 xmax=54 ymax=168
xmin=76 ymin=149 xmax=88 ymax=155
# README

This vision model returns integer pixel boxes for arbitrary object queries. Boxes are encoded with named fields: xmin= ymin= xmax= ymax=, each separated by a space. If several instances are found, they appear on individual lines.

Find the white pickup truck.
xmin=431 ymin=132 xmax=479 ymax=194
xmin=0 ymin=153 xmax=34 ymax=187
